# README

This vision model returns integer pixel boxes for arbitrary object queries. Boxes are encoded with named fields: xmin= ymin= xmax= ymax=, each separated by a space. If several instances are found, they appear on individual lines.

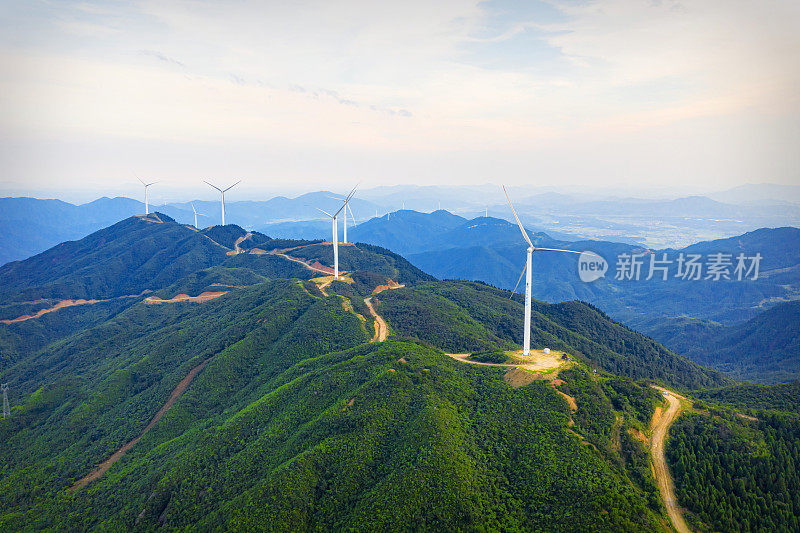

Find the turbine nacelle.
xmin=204 ymin=179 xmax=240 ymax=226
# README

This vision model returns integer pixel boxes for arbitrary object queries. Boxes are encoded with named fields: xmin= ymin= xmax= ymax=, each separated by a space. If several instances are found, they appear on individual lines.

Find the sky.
xmin=0 ymin=0 xmax=798 ymax=200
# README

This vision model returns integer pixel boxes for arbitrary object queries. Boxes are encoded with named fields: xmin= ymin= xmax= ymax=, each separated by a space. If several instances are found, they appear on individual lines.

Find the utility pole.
xmin=2 ymin=383 xmax=9 ymax=419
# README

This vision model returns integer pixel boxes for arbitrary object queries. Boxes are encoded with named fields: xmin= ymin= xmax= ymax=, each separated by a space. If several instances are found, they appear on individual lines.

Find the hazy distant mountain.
xmin=710 ymin=183 xmax=800 ymax=206
xmin=4 ymin=186 xmax=800 ymax=264
xmin=0 ymin=197 xmax=192 ymax=265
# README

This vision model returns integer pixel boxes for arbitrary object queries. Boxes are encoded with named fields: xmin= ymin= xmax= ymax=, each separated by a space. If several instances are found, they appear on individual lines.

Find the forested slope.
xmin=376 ymin=280 xmax=729 ymax=390
xmin=0 ymin=278 xmax=670 ymax=530
xmin=649 ymin=301 xmax=800 ymax=384
xmin=4 ymin=215 xmax=793 ymax=531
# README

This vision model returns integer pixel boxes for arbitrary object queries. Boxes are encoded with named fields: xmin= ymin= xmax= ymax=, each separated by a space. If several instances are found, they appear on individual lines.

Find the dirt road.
xmin=144 ymin=291 xmax=228 ymax=304
xmin=363 ymin=297 xmax=387 ymax=342
xmin=650 ymin=386 xmax=691 ymax=533
xmin=70 ymin=358 xmax=212 ymax=491
xmin=445 ymin=351 xmax=564 ymax=373
xmin=269 ymin=252 xmax=335 ymax=275
xmin=1 ymin=294 xmax=141 ymax=324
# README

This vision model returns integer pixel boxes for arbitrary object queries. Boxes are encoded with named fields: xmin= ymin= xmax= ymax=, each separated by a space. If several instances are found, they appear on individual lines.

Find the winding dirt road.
xmin=269 ymin=252 xmax=335 ymax=275
xmin=363 ymin=297 xmax=387 ymax=342
xmin=650 ymin=386 xmax=691 ymax=533
xmin=1 ymin=294 xmax=142 ymax=324
xmin=70 ymin=358 xmax=212 ymax=491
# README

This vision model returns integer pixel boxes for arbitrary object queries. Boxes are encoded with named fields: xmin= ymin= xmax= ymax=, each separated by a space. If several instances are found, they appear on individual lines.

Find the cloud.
xmin=139 ymin=49 xmax=185 ymax=68
xmin=0 ymin=0 xmax=797 ymax=189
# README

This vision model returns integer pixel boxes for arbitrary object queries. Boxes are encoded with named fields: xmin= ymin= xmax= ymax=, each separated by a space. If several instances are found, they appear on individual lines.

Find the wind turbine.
xmin=191 ymin=203 xmax=209 ymax=229
xmin=328 ymin=192 xmax=358 ymax=244
xmin=503 ymin=186 xmax=592 ymax=356
xmin=204 ymin=180 xmax=240 ymax=226
xmin=314 ymin=185 xmax=358 ymax=280
xmin=136 ymin=176 xmax=157 ymax=215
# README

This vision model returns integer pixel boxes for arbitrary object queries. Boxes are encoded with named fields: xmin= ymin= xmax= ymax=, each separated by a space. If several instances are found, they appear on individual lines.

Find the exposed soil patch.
xmin=1 ymin=298 xmax=103 ymax=324
xmin=70 ymin=358 xmax=212 ymax=491
xmin=650 ymin=406 xmax=663 ymax=431
xmin=1 ymin=294 xmax=141 ymax=324
xmin=309 ymin=261 xmax=335 ymax=275
xmin=503 ymin=368 xmax=536 ymax=388
xmin=555 ymin=388 xmax=578 ymax=412
xmin=136 ymin=214 xmax=164 ymax=223
xmin=145 ymin=291 xmax=228 ymax=304
xmin=630 ymin=427 xmax=649 ymax=445
xmin=447 ymin=350 xmax=564 ymax=373
xmin=372 ymin=280 xmax=405 ymax=294
xmin=269 ymin=252 xmax=335 ymax=275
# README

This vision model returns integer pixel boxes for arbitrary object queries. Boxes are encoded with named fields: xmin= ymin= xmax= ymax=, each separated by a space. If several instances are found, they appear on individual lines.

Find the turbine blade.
xmin=191 ymin=203 xmax=197 ymax=214
xmin=334 ymin=184 xmax=358 ymax=217
xmin=136 ymin=174 xmax=145 ymax=186
xmin=223 ymin=180 xmax=241 ymax=192
xmin=502 ymin=185 xmax=533 ymax=248
xmin=204 ymin=180 xmax=222 ymax=193
xmin=313 ymin=206 xmax=333 ymax=218
xmin=348 ymin=202 xmax=356 ymax=226
xmin=509 ymin=261 xmax=526 ymax=299
xmin=534 ymin=247 xmax=595 ymax=255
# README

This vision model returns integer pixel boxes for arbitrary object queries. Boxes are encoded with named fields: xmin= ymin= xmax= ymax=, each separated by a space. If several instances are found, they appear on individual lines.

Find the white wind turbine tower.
xmin=191 ymin=203 xmax=209 ymax=229
xmin=315 ymin=185 xmax=358 ymax=280
xmin=204 ymin=180 xmax=240 ymax=226
xmin=503 ymin=186 xmax=593 ymax=356
xmin=136 ymin=176 xmax=157 ymax=215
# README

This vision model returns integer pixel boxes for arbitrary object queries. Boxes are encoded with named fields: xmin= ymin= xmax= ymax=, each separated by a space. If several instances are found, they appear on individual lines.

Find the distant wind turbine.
xmin=136 ymin=176 xmax=157 ymax=215
xmin=503 ymin=186 xmax=596 ymax=356
xmin=314 ymin=185 xmax=358 ymax=280
xmin=204 ymin=180 xmax=240 ymax=226
xmin=191 ymin=203 xmax=209 ymax=229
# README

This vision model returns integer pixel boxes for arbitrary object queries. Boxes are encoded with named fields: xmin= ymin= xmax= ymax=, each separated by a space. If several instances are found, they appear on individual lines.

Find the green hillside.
xmin=0 ymin=277 xmax=669 ymax=530
xmin=0 ymin=214 xmax=228 ymax=302
xmin=648 ymin=301 xmax=800 ymax=383
xmin=694 ymin=381 xmax=800 ymax=415
xmin=667 ymin=410 xmax=800 ymax=532
xmin=4 ymin=216 xmax=797 ymax=531
xmin=375 ymin=280 xmax=730 ymax=390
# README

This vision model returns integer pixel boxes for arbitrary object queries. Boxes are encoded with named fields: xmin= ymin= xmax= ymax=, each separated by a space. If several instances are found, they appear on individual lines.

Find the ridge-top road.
xmin=651 ymin=386 xmax=691 ymax=533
